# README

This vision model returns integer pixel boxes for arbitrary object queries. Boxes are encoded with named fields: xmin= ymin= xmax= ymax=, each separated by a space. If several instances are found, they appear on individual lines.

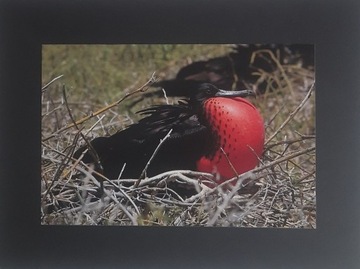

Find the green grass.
xmin=41 ymin=44 xmax=315 ymax=227
xmin=42 ymin=44 xmax=231 ymax=107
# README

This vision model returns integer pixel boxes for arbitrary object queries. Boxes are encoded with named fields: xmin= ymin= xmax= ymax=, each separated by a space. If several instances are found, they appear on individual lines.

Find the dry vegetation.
xmin=41 ymin=45 xmax=315 ymax=227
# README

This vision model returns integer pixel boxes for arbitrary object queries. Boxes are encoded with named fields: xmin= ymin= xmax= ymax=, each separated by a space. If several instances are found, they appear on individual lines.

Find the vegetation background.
xmin=41 ymin=44 xmax=315 ymax=227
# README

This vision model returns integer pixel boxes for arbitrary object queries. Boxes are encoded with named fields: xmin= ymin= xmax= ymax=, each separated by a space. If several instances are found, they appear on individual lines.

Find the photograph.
xmin=41 ymin=44 xmax=316 ymax=227
xmin=2 ymin=0 xmax=360 ymax=268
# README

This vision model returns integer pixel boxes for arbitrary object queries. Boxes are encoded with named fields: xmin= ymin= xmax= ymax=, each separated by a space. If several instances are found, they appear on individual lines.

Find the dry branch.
xmin=42 ymin=74 xmax=64 ymax=92
xmin=137 ymin=129 xmax=173 ymax=183
xmin=265 ymin=83 xmax=315 ymax=145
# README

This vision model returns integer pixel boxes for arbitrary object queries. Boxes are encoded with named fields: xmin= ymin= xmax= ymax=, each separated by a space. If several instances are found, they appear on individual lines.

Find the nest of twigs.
xmin=41 ymin=49 xmax=316 ymax=227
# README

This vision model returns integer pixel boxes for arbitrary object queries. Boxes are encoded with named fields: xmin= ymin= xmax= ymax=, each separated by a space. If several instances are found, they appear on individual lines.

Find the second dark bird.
xmin=150 ymin=44 xmax=314 ymax=97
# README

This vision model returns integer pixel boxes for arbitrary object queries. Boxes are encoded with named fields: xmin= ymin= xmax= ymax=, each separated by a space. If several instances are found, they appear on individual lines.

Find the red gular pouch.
xmin=196 ymin=97 xmax=265 ymax=187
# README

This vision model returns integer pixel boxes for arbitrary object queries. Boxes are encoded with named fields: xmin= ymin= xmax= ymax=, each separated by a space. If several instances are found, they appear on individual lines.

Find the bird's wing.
xmin=134 ymin=102 xmax=207 ymax=139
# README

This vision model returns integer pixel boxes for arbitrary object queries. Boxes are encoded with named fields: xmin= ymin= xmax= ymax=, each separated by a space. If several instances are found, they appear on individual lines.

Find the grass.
xmin=41 ymin=44 xmax=315 ymax=227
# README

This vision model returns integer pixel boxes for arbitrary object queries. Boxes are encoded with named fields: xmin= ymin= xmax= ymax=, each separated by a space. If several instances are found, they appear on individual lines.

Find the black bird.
xmin=73 ymin=83 xmax=264 ymax=186
xmin=150 ymin=44 xmax=314 ymax=97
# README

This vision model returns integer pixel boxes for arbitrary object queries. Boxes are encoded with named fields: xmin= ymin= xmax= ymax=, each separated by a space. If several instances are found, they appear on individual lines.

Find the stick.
xmin=42 ymin=74 xmax=64 ymax=92
xmin=206 ymin=172 xmax=251 ymax=226
xmin=136 ymin=129 xmax=173 ymax=186
xmin=254 ymin=146 xmax=315 ymax=173
xmin=251 ymin=49 xmax=294 ymax=96
xmin=220 ymin=147 xmax=239 ymax=177
xmin=265 ymin=83 xmax=315 ymax=145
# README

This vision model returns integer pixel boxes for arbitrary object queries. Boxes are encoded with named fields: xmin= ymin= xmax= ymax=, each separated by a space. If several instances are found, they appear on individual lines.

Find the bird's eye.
xmin=206 ymin=89 xmax=212 ymax=94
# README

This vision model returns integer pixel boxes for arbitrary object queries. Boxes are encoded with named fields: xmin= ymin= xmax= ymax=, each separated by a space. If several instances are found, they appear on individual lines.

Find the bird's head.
xmin=189 ymin=83 xmax=255 ymax=105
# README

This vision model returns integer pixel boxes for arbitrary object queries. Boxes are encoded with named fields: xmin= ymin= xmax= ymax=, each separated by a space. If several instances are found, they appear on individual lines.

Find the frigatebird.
xmin=150 ymin=44 xmax=314 ymax=97
xmin=74 ymin=83 xmax=265 ymax=187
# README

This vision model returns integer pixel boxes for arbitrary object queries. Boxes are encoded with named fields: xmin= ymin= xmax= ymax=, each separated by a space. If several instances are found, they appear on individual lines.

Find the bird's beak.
xmin=215 ymin=89 xmax=255 ymax=98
